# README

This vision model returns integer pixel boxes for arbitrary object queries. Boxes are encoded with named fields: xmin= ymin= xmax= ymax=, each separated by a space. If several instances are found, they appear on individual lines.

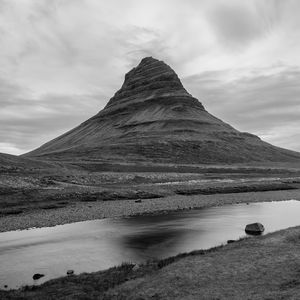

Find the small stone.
xmin=4 ymin=285 xmax=8 ymax=288
xmin=67 ymin=270 xmax=74 ymax=275
xmin=227 ymin=240 xmax=235 ymax=244
xmin=135 ymin=199 xmax=142 ymax=203
xmin=33 ymin=273 xmax=44 ymax=280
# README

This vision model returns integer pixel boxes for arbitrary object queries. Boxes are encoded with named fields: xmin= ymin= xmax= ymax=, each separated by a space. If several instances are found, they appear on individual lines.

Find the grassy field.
xmin=1 ymin=226 xmax=300 ymax=299
xmin=1 ymin=160 xmax=300 ymax=232
xmin=1 ymin=162 xmax=300 ymax=216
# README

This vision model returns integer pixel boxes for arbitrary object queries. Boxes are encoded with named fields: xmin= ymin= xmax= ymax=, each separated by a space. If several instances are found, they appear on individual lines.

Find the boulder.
xmin=33 ymin=273 xmax=44 ymax=280
xmin=245 ymin=223 xmax=265 ymax=235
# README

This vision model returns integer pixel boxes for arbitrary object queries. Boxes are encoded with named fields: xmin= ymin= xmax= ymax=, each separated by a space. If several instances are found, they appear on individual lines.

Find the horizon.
xmin=1 ymin=0 xmax=300 ymax=155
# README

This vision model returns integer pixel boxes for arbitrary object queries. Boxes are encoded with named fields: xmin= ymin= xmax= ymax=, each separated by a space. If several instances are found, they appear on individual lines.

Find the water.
xmin=1 ymin=200 xmax=300 ymax=289
xmin=154 ymin=176 xmax=285 ymax=185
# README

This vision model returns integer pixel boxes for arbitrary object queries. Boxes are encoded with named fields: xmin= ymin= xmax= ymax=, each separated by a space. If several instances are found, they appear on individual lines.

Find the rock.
xmin=245 ymin=223 xmax=265 ymax=235
xmin=135 ymin=199 xmax=142 ymax=203
xmin=4 ymin=285 xmax=7 ymax=288
xmin=33 ymin=273 xmax=44 ymax=280
xmin=132 ymin=264 xmax=140 ymax=271
xmin=227 ymin=240 xmax=235 ymax=244
xmin=67 ymin=270 xmax=74 ymax=275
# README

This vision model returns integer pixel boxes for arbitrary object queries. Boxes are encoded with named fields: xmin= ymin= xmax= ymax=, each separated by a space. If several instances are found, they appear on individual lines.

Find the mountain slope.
xmin=25 ymin=57 xmax=300 ymax=163
xmin=0 ymin=152 xmax=52 ymax=172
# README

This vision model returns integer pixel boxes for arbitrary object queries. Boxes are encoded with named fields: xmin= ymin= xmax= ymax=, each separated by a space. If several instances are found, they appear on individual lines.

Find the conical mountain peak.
xmin=105 ymin=57 xmax=192 ymax=110
xmin=25 ymin=57 xmax=300 ymax=164
xmin=137 ymin=56 xmax=160 ymax=67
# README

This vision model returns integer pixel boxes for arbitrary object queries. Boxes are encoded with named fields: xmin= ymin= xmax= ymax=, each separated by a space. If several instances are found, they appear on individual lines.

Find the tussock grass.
xmin=175 ymin=183 xmax=296 ymax=195
xmin=0 ymin=237 xmax=247 ymax=299
xmin=39 ymin=204 xmax=67 ymax=210
xmin=104 ymin=227 xmax=300 ymax=299
xmin=0 ymin=208 xmax=24 ymax=216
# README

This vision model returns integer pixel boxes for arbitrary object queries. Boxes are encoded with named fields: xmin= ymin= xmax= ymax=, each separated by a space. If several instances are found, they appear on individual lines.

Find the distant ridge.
xmin=0 ymin=152 xmax=51 ymax=171
xmin=25 ymin=57 xmax=300 ymax=163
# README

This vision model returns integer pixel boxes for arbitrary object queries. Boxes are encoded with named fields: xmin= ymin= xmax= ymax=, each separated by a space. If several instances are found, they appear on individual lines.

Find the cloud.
xmin=0 ymin=0 xmax=299 ymax=154
xmin=204 ymin=0 xmax=289 ymax=50
xmin=183 ymin=66 xmax=300 ymax=151
xmin=207 ymin=2 xmax=263 ymax=47
xmin=0 ymin=77 xmax=106 ymax=154
xmin=0 ymin=143 xmax=23 ymax=156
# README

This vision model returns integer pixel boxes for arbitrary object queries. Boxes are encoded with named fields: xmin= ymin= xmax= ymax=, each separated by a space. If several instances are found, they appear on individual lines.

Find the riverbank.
xmin=106 ymin=225 xmax=300 ymax=299
xmin=2 ymin=163 xmax=300 ymax=232
xmin=1 ymin=188 xmax=300 ymax=232
xmin=1 ymin=225 xmax=300 ymax=299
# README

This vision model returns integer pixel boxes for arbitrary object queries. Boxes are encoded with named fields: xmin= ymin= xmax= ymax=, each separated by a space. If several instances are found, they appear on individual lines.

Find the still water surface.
xmin=1 ymin=200 xmax=300 ymax=288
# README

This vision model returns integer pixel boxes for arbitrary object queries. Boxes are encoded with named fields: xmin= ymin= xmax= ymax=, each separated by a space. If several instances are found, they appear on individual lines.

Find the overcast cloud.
xmin=0 ymin=0 xmax=300 ymax=154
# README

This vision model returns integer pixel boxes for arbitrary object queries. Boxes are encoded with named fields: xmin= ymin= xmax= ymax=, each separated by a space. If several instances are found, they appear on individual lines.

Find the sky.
xmin=0 ymin=0 xmax=300 ymax=155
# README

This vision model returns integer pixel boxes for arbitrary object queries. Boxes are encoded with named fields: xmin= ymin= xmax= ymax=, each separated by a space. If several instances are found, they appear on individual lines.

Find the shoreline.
xmin=1 ymin=225 xmax=300 ymax=298
xmin=1 ymin=188 xmax=300 ymax=233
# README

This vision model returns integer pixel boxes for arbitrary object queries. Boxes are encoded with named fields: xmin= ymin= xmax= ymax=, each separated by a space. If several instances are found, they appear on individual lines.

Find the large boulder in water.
xmin=245 ymin=223 xmax=265 ymax=235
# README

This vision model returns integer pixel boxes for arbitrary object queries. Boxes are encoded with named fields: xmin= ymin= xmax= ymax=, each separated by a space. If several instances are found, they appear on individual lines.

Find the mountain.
xmin=25 ymin=57 xmax=300 ymax=164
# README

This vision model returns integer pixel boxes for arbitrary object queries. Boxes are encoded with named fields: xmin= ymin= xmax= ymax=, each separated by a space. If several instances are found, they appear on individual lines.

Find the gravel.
xmin=1 ymin=189 xmax=300 ymax=233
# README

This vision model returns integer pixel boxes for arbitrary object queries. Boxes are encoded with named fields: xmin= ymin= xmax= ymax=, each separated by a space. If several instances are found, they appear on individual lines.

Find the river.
xmin=1 ymin=200 xmax=300 ymax=288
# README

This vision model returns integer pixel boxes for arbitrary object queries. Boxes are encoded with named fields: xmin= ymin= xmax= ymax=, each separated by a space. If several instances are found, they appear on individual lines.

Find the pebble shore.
xmin=1 ymin=189 xmax=300 ymax=233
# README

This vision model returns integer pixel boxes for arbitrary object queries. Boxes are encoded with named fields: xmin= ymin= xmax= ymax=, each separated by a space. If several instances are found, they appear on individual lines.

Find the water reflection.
xmin=0 ymin=200 xmax=299 ymax=288
xmin=120 ymin=228 xmax=190 ymax=261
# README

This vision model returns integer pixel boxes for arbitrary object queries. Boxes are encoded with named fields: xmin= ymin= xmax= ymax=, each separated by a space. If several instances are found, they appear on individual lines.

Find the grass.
xmin=104 ymin=227 xmax=300 ymax=300
xmin=39 ymin=204 xmax=67 ymax=210
xmin=1 ymin=163 xmax=299 ymax=217
xmin=0 ymin=263 xmax=140 ymax=299
xmin=0 ymin=244 xmax=229 ymax=300
xmin=175 ymin=182 xmax=297 ymax=195
xmin=0 ymin=208 xmax=24 ymax=216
